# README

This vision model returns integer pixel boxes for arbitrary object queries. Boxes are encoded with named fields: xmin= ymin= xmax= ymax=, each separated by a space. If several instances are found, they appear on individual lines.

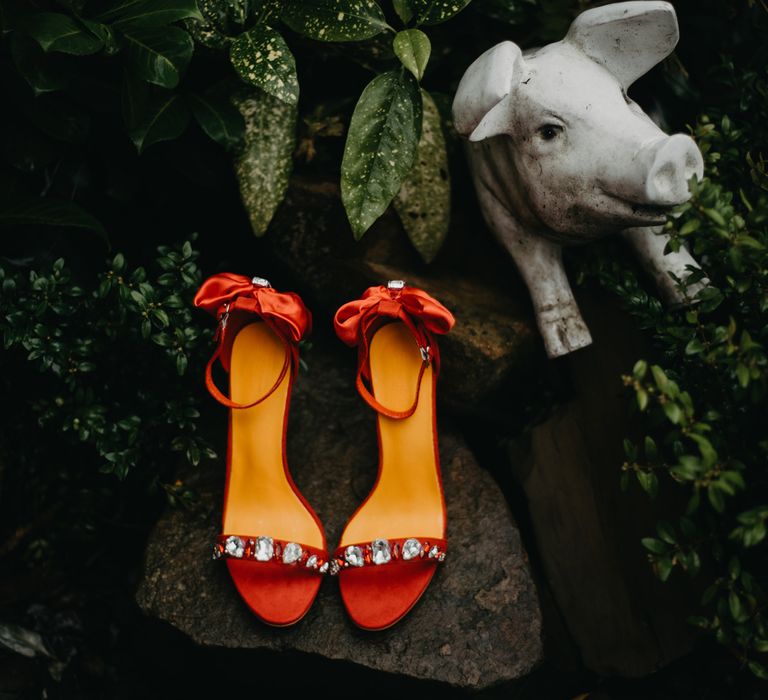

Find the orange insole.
xmin=224 ymin=321 xmax=323 ymax=548
xmin=223 ymin=321 xmax=324 ymax=626
xmin=339 ymin=321 xmax=445 ymax=546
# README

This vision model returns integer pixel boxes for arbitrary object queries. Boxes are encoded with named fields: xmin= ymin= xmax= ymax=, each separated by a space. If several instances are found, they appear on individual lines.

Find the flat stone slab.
xmin=136 ymin=341 xmax=542 ymax=689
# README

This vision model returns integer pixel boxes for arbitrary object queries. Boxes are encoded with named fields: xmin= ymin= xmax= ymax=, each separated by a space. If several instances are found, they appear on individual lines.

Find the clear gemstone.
xmin=371 ymin=539 xmax=391 ymax=565
xmin=329 ymin=559 xmax=341 ymax=576
xmin=306 ymin=554 xmax=318 ymax=569
xmin=212 ymin=544 xmax=222 ymax=560
xmin=251 ymin=276 xmax=271 ymax=287
xmin=437 ymin=552 xmax=446 ymax=562
xmin=402 ymin=538 xmax=423 ymax=560
xmin=319 ymin=561 xmax=329 ymax=574
xmin=428 ymin=545 xmax=439 ymax=559
xmin=254 ymin=536 xmax=274 ymax=561
xmin=224 ymin=536 xmax=244 ymax=558
xmin=344 ymin=545 xmax=364 ymax=567
xmin=387 ymin=279 xmax=405 ymax=289
xmin=282 ymin=542 xmax=302 ymax=564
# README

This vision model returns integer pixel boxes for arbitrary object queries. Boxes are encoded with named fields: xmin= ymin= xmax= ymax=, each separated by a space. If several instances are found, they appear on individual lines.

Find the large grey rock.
xmin=136 ymin=340 xmax=543 ymax=689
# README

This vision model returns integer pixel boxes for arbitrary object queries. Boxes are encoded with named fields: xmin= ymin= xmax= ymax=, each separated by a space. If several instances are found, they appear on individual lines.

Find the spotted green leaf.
xmin=393 ymin=29 xmax=430 ymax=80
xmin=233 ymin=89 xmax=297 ymax=236
xmin=341 ymin=69 xmax=422 ymax=239
xmin=412 ymin=0 xmax=472 ymax=25
xmin=281 ymin=0 xmax=388 ymax=42
xmin=393 ymin=89 xmax=449 ymax=262
xmin=96 ymin=0 xmax=203 ymax=29
xmin=20 ymin=12 xmax=105 ymax=55
xmin=122 ymin=26 xmax=194 ymax=89
xmin=229 ymin=25 xmax=298 ymax=105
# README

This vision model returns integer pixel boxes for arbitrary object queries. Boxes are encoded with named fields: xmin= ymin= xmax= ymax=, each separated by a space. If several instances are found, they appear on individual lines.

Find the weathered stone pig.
xmin=452 ymin=1 xmax=709 ymax=358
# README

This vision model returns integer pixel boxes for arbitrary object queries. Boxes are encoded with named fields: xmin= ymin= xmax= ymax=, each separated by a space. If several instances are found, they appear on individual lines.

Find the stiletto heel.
xmin=194 ymin=273 xmax=327 ymax=626
xmin=331 ymin=280 xmax=455 ymax=630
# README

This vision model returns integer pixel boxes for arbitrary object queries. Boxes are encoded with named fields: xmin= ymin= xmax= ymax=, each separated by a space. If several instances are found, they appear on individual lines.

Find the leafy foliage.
xmin=572 ymin=48 xmax=768 ymax=677
xmin=0 ymin=239 xmax=215 ymax=484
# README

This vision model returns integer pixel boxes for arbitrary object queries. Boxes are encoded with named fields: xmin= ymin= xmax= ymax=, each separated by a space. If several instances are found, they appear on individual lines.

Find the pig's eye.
xmin=537 ymin=124 xmax=562 ymax=141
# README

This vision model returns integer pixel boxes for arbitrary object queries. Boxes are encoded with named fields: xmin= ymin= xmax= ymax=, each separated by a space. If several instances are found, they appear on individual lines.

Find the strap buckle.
xmin=219 ymin=303 xmax=231 ymax=330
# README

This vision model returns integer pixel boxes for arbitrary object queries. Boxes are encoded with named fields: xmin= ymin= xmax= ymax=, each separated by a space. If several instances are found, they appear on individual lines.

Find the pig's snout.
xmin=643 ymin=134 xmax=704 ymax=206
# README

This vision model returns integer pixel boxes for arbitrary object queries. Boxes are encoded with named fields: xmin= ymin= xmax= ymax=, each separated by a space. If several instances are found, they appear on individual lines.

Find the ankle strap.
xmin=204 ymin=315 xmax=294 ymax=409
xmin=334 ymin=281 xmax=455 ymax=420
xmin=194 ymin=273 xmax=311 ymax=410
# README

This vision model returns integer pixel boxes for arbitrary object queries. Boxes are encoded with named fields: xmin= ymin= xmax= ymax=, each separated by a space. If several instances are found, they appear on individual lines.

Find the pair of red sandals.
xmin=194 ymin=273 xmax=455 ymax=630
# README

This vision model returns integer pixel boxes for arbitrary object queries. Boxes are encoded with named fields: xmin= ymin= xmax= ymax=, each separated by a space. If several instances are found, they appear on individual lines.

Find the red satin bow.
xmin=334 ymin=284 xmax=454 ymax=349
xmin=194 ymin=272 xmax=311 ymax=343
xmin=334 ymin=284 xmax=455 ymax=419
xmin=193 ymin=272 xmax=311 ymax=409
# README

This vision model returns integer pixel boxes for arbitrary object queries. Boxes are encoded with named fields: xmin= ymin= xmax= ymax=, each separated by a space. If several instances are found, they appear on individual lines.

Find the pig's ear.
xmin=565 ymin=1 xmax=678 ymax=88
xmin=452 ymin=41 xmax=525 ymax=141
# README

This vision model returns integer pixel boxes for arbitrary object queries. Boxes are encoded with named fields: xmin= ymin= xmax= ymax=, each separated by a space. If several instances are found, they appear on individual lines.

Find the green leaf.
xmin=229 ymin=25 xmax=298 ymax=105
xmin=20 ymin=13 xmax=104 ymax=55
xmin=393 ymin=29 xmax=430 ymax=80
xmin=657 ymin=556 xmax=673 ymax=581
xmin=632 ymin=359 xmax=647 ymax=380
xmin=10 ymin=34 xmax=69 ymax=94
xmin=651 ymin=364 xmax=669 ymax=392
xmin=657 ymin=520 xmax=676 ymax=544
xmin=189 ymin=90 xmax=246 ymax=150
xmin=641 ymin=537 xmax=666 ymax=554
xmin=393 ymin=89 xmax=448 ymax=262
xmin=729 ymin=591 xmax=746 ymax=622
xmin=341 ymin=70 xmax=422 ymax=239
xmin=128 ymin=93 xmax=191 ymax=153
xmin=233 ymin=89 xmax=297 ymax=236
xmin=708 ymin=484 xmax=725 ymax=513
xmin=122 ymin=25 xmax=193 ymax=89
xmin=663 ymin=401 xmax=682 ymax=424
xmin=412 ymin=0 xmax=472 ymax=25
xmin=644 ymin=435 xmax=657 ymax=461
xmin=748 ymin=661 xmax=768 ymax=681
xmin=0 ymin=197 xmax=106 ymax=237
xmin=97 ymin=0 xmax=204 ymax=29
xmin=637 ymin=470 xmax=658 ymax=498
xmin=392 ymin=0 xmax=414 ymax=23
xmin=281 ymin=0 xmax=388 ymax=42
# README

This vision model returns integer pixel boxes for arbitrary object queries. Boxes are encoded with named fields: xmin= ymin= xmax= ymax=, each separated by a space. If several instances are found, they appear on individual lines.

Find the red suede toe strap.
xmin=329 ymin=536 xmax=447 ymax=576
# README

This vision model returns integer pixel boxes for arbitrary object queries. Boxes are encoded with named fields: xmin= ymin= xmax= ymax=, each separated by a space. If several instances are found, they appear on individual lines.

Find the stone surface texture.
xmin=136 ymin=342 xmax=543 ymax=689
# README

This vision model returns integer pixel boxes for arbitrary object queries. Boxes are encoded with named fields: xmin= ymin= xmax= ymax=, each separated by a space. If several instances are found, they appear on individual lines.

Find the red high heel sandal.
xmin=194 ymin=273 xmax=327 ymax=626
xmin=331 ymin=280 xmax=455 ymax=630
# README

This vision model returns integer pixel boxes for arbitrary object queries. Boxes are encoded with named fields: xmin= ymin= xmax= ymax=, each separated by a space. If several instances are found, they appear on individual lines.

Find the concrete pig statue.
xmin=452 ymin=1 xmax=709 ymax=358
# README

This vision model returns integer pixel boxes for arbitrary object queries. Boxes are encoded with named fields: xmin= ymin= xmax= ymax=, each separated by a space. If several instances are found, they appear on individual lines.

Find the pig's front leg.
xmin=620 ymin=226 xmax=710 ymax=306
xmin=476 ymin=185 xmax=593 ymax=357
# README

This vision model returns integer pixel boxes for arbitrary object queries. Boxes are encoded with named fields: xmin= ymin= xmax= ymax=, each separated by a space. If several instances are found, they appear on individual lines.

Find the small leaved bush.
xmin=572 ymin=65 xmax=768 ymax=677
xmin=0 ymin=238 xmax=215 ymax=489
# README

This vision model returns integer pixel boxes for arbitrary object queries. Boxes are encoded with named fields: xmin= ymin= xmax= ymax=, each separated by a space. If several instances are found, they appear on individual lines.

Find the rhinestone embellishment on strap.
xmin=328 ymin=537 xmax=447 ymax=576
xmin=212 ymin=534 xmax=327 ymax=574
